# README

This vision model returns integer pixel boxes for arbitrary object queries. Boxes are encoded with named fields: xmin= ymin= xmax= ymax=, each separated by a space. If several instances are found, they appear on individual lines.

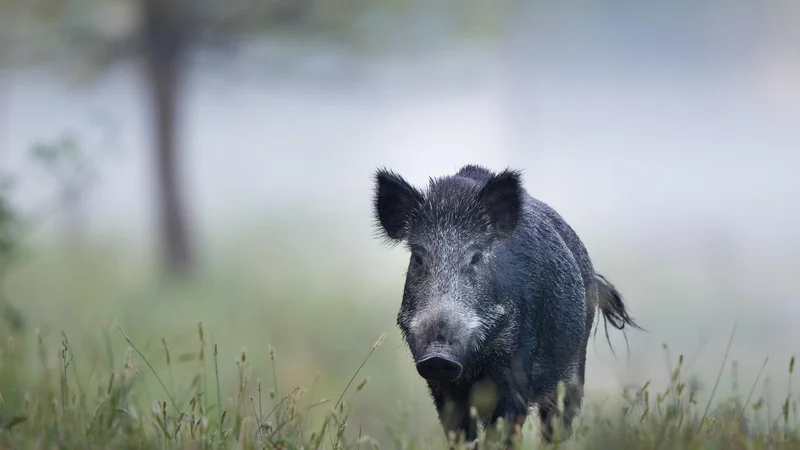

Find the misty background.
xmin=0 ymin=0 xmax=798 ymax=444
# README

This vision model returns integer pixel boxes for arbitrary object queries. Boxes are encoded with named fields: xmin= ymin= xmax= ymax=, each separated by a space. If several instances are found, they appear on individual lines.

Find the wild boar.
xmin=372 ymin=164 xmax=642 ymax=444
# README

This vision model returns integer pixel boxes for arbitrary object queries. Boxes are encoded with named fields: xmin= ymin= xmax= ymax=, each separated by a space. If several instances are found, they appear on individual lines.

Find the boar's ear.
xmin=477 ymin=169 xmax=523 ymax=237
xmin=373 ymin=168 xmax=424 ymax=242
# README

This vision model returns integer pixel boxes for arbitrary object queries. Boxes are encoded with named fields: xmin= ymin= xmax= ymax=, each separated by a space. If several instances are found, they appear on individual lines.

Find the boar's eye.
xmin=470 ymin=252 xmax=483 ymax=265
xmin=411 ymin=253 xmax=425 ymax=267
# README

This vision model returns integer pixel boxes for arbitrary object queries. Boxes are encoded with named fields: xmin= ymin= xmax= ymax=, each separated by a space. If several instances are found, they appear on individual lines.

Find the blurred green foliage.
xmin=0 ymin=171 xmax=27 ymax=414
xmin=0 ymin=128 xmax=114 ymax=413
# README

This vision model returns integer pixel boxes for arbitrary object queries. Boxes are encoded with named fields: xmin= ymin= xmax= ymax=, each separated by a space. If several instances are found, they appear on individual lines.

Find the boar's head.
xmin=373 ymin=165 xmax=523 ymax=383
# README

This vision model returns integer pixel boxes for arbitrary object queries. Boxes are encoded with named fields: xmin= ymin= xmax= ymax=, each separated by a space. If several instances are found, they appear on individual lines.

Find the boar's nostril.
xmin=415 ymin=355 xmax=463 ymax=382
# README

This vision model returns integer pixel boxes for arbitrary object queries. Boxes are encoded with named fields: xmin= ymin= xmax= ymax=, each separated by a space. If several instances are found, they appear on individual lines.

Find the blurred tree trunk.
xmin=142 ymin=0 xmax=194 ymax=277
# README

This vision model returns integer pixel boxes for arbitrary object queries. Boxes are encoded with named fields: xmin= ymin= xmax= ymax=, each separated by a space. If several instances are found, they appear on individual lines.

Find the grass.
xmin=0 ymin=229 xmax=798 ymax=448
xmin=0 ymin=318 xmax=797 ymax=449
xmin=0 ymin=319 xmax=393 ymax=449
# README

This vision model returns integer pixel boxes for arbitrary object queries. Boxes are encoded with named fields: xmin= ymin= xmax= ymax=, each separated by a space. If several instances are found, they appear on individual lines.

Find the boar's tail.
xmin=594 ymin=273 xmax=644 ymax=356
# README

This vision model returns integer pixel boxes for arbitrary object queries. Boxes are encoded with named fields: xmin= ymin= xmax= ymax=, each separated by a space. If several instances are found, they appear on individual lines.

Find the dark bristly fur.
xmin=371 ymin=164 xmax=643 ymax=445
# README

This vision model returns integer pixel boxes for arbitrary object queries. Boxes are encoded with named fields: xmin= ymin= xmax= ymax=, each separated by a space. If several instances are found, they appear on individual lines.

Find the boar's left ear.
xmin=478 ymin=169 xmax=523 ymax=237
xmin=373 ymin=168 xmax=424 ymax=242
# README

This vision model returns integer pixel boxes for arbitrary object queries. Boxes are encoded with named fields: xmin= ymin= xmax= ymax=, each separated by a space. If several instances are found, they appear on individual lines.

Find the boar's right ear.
xmin=478 ymin=169 xmax=523 ymax=237
xmin=373 ymin=169 xmax=424 ymax=242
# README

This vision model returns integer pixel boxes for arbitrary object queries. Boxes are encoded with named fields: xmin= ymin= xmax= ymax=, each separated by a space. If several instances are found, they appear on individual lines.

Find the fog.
xmin=0 ymin=2 xmax=798 ymax=442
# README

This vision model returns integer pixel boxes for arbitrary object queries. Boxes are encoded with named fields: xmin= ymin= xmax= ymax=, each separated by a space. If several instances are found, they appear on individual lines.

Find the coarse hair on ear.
xmin=372 ymin=168 xmax=424 ymax=243
xmin=477 ymin=169 xmax=523 ymax=237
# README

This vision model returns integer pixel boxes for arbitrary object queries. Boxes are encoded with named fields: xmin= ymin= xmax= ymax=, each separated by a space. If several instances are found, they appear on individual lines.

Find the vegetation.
xmin=0 ymin=311 xmax=796 ymax=449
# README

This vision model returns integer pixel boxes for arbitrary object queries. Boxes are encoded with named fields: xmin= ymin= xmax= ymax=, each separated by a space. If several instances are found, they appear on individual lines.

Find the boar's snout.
xmin=410 ymin=311 xmax=475 ymax=382
xmin=416 ymin=350 xmax=463 ymax=382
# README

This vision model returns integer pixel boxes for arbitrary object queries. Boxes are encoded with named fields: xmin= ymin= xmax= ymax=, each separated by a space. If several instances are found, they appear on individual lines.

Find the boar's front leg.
xmin=430 ymin=383 xmax=477 ymax=445
xmin=483 ymin=393 xmax=529 ymax=447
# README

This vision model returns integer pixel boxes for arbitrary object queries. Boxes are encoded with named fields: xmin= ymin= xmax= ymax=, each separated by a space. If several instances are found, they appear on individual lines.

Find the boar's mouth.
xmin=414 ymin=344 xmax=463 ymax=382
